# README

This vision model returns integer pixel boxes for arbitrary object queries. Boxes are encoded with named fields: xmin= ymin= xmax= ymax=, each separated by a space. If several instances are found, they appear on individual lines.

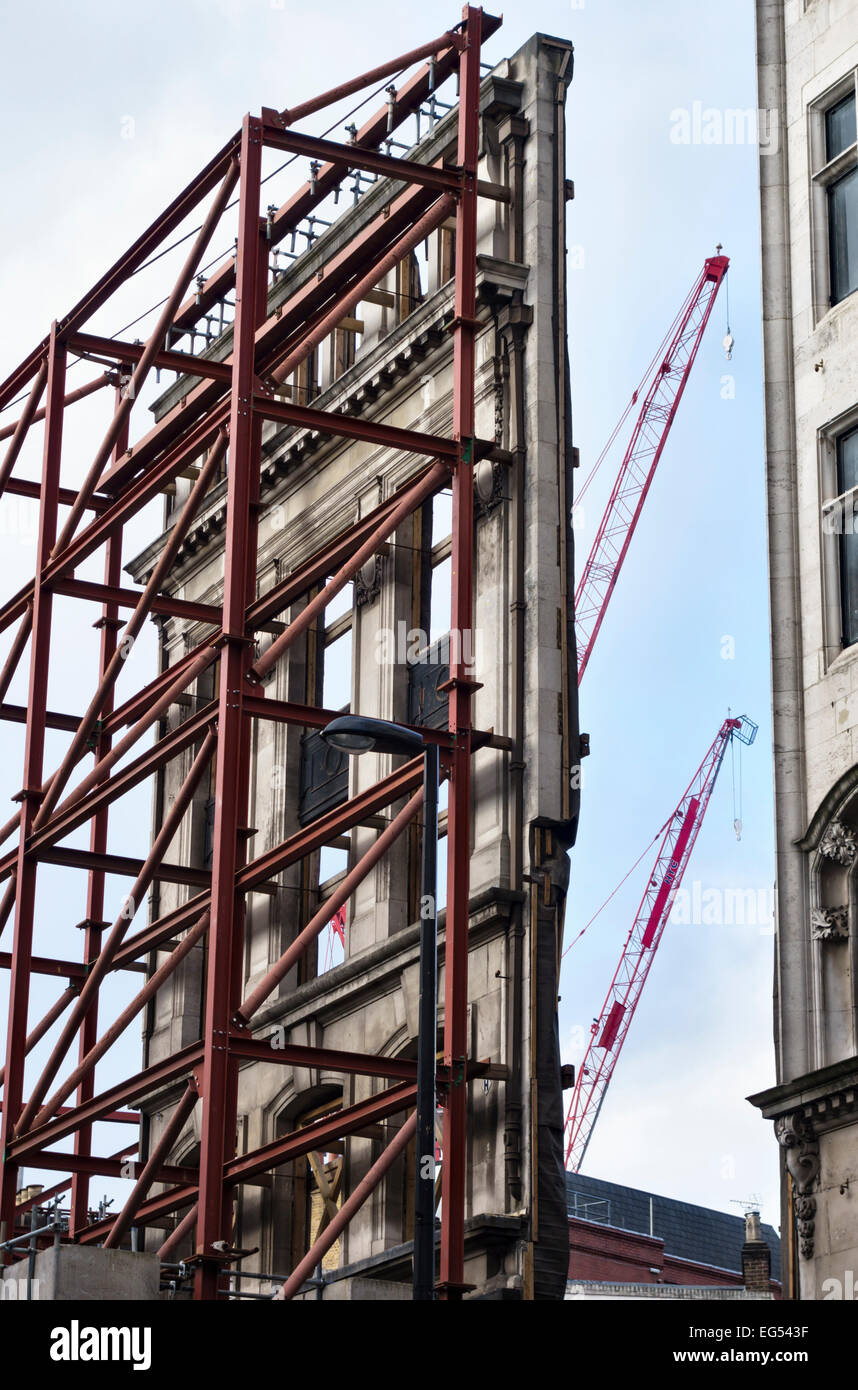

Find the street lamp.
xmin=320 ymin=715 xmax=439 ymax=1302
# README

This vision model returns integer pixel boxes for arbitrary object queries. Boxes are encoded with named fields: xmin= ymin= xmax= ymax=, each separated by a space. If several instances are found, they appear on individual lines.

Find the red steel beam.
xmin=0 ymin=609 xmax=33 ymax=705
xmin=61 ymin=1081 xmax=422 ymax=1242
xmin=0 ymin=361 xmax=47 ymax=496
xmin=228 ymin=1036 xmax=421 ymax=1080
xmin=260 ymin=123 xmax=461 ymax=194
xmin=15 ymin=731 xmax=217 ymax=1136
xmin=96 ymin=178 xmax=441 ymax=503
xmin=34 ymin=912 xmax=210 ymax=1129
xmin=158 ymin=1203 xmax=198 ymax=1260
xmin=280 ymin=30 xmax=460 ymax=126
xmin=439 ymin=2 xmax=482 ymax=1302
xmin=253 ymin=393 xmax=458 ymax=460
xmin=70 ymin=400 xmax=126 ymax=1237
xmin=235 ymin=786 xmax=423 ymax=1023
xmin=45 ymin=645 xmax=217 ymax=828
xmin=249 ymin=460 xmax=450 ymax=683
xmin=268 ymin=191 xmax=455 ymax=387
xmin=1 ymin=11 xmax=496 ymax=1291
xmin=70 ymin=332 xmax=233 ymax=385
xmin=0 ymin=327 xmax=66 ymax=1250
xmin=0 ymin=180 xmax=449 ymax=645
xmin=7 ymin=1044 xmax=204 ymax=1164
xmin=224 ymin=1081 xmax=419 ymax=1188
xmin=0 ymin=951 xmax=145 ymax=980
xmin=1 ymin=478 xmax=110 ymax=512
xmin=0 ymin=370 xmax=110 ymax=446
xmin=0 ymin=131 xmax=241 ymax=414
xmin=36 ymin=845 xmax=211 ymax=891
xmin=52 ymin=577 xmax=222 ymax=627
xmin=245 ymin=477 xmax=419 ymax=629
xmin=12 ymin=1143 xmax=139 ymax=1217
xmin=167 ymin=26 xmax=488 ymax=335
xmin=34 ymin=434 xmax=227 ymax=830
xmin=0 ymin=983 xmax=77 ymax=1090
xmin=0 ymin=703 xmax=83 ymax=735
xmin=52 ymin=162 xmax=238 ymax=563
xmin=103 ymin=1080 xmax=200 ymax=1249
xmin=0 ymin=705 xmax=216 ymax=874
xmin=26 ymin=1149 xmax=198 ymax=1186
xmin=276 ymin=1110 xmax=418 ymax=1300
xmin=194 ymin=114 xmax=266 ymax=1300
xmin=110 ymin=758 xmax=425 ymax=971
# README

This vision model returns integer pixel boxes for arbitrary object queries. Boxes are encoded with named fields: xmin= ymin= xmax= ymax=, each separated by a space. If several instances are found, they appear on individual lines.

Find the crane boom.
xmin=564 ymin=712 xmax=757 ymax=1173
xmin=575 ymin=254 xmax=729 ymax=683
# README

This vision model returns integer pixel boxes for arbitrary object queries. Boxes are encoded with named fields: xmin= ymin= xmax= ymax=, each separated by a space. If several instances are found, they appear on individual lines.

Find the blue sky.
xmin=0 ymin=0 xmax=778 ymax=1231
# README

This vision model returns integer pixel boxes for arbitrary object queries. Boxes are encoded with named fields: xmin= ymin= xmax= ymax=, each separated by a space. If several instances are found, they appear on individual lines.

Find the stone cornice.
xmin=748 ymin=1054 xmax=858 ymax=1132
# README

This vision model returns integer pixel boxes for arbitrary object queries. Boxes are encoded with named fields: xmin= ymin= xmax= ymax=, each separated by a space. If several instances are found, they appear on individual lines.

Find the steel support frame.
xmin=0 ymin=6 xmax=494 ymax=1299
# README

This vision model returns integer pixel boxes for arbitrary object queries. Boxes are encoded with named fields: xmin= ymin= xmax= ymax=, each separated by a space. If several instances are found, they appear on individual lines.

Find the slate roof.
xmin=566 ymin=1172 xmax=781 ymax=1282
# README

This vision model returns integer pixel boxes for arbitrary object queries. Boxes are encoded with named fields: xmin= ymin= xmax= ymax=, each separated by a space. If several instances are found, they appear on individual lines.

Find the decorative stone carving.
xmin=819 ymin=819 xmax=858 ymax=866
xmin=775 ymin=1110 xmax=820 ymax=1260
xmin=493 ymin=368 xmax=505 ymax=446
xmin=795 ymin=1195 xmax=817 ymax=1260
xmin=810 ymin=905 xmax=849 ymax=941
xmin=355 ymin=554 xmax=384 ymax=608
xmin=475 ymin=457 xmax=504 ymax=515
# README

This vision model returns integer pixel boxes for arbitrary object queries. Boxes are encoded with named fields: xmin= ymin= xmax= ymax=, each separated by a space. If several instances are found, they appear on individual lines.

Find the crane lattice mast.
xmin=564 ymin=713 xmax=757 ymax=1173
xmin=575 ymin=254 xmax=728 ymax=682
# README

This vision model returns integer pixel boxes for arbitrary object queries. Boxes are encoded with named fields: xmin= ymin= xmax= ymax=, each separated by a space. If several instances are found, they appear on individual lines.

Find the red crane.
xmin=575 ymin=253 xmax=729 ymax=683
xmin=564 ymin=713 xmax=757 ymax=1173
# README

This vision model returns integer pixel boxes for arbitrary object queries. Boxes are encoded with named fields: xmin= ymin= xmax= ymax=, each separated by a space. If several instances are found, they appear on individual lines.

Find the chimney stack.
xmin=741 ymin=1210 xmax=772 ymax=1292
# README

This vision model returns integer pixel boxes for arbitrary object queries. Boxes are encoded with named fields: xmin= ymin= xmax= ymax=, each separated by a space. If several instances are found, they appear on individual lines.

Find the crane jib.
xmin=641 ymin=797 xmax=700 ymax=949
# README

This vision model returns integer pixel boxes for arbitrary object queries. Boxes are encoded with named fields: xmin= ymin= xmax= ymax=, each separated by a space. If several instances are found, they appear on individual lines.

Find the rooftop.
xmin=566 ymin=1172 xmax=782 ymax=1282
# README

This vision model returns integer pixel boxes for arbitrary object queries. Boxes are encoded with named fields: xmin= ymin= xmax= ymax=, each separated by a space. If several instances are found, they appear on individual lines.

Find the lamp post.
xmin=320 ymin=715 xmax=438 ymax=1301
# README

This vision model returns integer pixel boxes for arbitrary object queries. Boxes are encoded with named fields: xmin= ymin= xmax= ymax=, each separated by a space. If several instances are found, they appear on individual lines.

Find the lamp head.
xmin=321 ymin=715 xmax=424 ymax=758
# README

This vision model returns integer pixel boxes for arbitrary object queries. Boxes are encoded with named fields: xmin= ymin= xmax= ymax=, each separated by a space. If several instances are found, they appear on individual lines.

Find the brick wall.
xmin=569 ymin=1218 xmax=780 ymax=1295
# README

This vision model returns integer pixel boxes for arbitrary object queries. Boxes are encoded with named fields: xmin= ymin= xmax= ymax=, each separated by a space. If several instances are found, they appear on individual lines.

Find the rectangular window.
xmin=826 ymin=93 xmax=857 ymax=161
xmin=829 ymin=166 xmax=858 ymax=304
xmin=838 ymin=426 xmax=858 ymax=646
xmin=811 ymin=82 xmax=858 ymax=310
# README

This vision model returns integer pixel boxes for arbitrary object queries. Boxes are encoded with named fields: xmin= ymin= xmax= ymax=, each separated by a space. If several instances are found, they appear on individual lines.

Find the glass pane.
xmin=837 ymin=427 xmax=858 ymax=496
xmin=829 ymin=167 xmax=858 ymax=303
xmin=841 ymin=529 xmax=858 ymax=647
xmin=432 ymin=491 xmax=453 ymax=546
xmin=322 ymin=628 xmax=352 ymax=709
xmin=429 ymin=555 xmax=452 ymax=641
xmin=318 ymin=846 xmax=348 ymax=975
xmin=325 ymin=580 xmax=353 ymax=627
xmin=826 ymin=93 xmax=857 ymax=162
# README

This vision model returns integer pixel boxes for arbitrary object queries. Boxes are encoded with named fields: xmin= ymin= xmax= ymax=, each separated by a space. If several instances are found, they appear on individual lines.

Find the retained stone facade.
xmin=752 ymin=0 xmax=858 ymax=1300
xmin=129 ymin=33 xmax=581 ymax=1299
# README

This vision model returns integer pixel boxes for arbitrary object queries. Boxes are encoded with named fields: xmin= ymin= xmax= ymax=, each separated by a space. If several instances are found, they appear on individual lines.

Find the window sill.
xmin=823 ymin=641 xmax=858 ymax=679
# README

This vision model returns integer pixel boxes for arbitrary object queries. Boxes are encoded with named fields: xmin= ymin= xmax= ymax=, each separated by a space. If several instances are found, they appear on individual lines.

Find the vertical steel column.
xmin=0 ymin=327 xmax=66 ymax=1249
xmin=438 ymin=4 xmax=482 ymax=1300
xmin=414 ymin=743 xmax=439 ymax=1299
xmin=70 ymin=384 xmax=127 ymax=1236
xmin=193 ymin=114 xmax=265 ymax=1300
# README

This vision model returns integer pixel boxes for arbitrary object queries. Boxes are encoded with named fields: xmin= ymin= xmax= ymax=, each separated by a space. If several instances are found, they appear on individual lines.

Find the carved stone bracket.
xmin=475 ymin=456 xmax=504 ymax=516
xmin=819 ymin=819 xmax=858 ymax=866
xmin=810 ymin=905 xmax=849 ymax=941
xmin=775 ymin=1110 xmax=820 ymax=1260
xmin=355 ymin=554 xmax=384 ymax=608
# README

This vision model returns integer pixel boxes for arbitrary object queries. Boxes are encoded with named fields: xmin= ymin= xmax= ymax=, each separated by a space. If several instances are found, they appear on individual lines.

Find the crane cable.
xmin=575 ymin=276 xmax=700 ymax=510
xmin=561 ymin=819 xmax=669 ymax=960
xmin=731 ymin=728 xmax=743 ymax=840
xmin=0 ymin=64 xmax=414 ymax=416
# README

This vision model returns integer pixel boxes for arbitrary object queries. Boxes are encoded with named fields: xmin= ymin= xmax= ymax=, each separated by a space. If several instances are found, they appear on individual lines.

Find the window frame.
xmin=809 ymin=73 xmax=858 ymax=318
xmin=819 ymin=409 xmax=858 ymax=664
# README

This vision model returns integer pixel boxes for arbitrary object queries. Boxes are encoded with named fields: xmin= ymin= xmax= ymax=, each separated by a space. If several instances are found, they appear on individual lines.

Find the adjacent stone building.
xmin=129 ymin=32 xmax=581 ymax=1299
xmin=752 ymin=0 xmax=858 ymax=1300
